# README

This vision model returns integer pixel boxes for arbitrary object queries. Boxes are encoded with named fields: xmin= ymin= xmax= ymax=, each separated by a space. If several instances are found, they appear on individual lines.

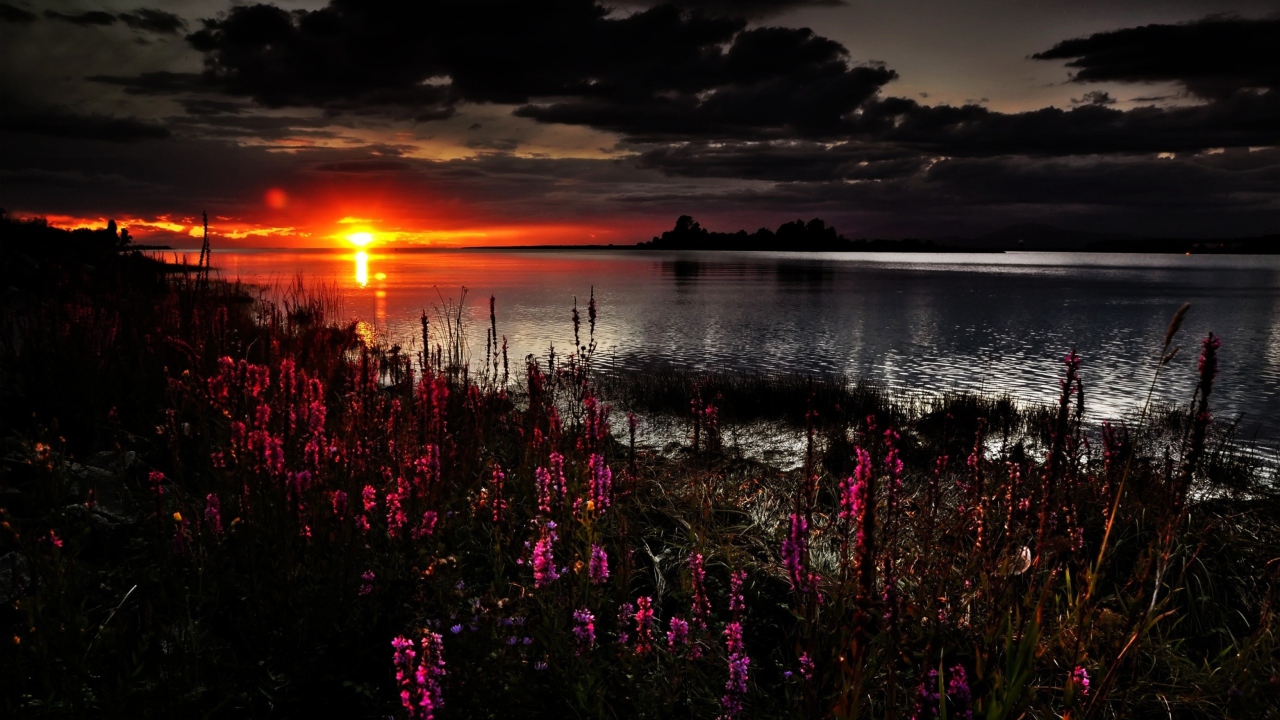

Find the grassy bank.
xmin=1 ymin=230 xmax=1277 ymax=718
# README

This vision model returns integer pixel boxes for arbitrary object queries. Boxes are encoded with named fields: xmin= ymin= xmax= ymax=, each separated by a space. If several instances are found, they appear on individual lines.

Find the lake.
xmin=209 ymin=247 xmax=1280 ymax=442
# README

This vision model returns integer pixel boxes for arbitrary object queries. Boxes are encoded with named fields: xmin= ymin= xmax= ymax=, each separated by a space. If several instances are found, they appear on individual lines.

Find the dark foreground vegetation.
xmin=1 ymin=214 xmax=1278 ymax=718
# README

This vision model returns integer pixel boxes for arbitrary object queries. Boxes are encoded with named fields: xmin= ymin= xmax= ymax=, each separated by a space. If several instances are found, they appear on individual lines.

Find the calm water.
xmin=209 ymin=248 xmax=1280 ymax=439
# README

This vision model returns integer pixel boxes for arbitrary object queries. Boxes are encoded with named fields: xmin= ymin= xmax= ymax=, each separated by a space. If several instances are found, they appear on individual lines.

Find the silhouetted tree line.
xmin=0 ymin=209 xmax=134 ymax=264
xmin=639 ymin=215 xmax=961 ymax=252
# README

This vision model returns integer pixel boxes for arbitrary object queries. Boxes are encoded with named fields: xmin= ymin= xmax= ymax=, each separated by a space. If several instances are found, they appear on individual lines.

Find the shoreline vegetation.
xmin=2 ymin=212 xmax=1279 ymax=718
xmin=636 ymin=216 xmax=1280 ymax=254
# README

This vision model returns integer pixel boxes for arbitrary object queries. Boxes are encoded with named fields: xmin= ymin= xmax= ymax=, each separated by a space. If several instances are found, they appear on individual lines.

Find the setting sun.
xmin=348 ymin=231 xmax=374 ymax=247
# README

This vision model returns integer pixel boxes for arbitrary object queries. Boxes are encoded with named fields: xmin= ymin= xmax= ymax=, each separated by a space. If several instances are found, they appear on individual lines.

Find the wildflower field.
xmin=1 ymin=230 xmax=1278 ymax=718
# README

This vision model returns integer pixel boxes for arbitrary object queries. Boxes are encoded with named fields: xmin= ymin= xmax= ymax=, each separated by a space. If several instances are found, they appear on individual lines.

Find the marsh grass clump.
xmin=0 ymin=241 xmax=1277 ymax=718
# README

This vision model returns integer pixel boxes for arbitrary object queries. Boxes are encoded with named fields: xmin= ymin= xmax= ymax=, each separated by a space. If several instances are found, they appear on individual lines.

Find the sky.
xmin=0 ymin=0 xmax=1277 ymax=247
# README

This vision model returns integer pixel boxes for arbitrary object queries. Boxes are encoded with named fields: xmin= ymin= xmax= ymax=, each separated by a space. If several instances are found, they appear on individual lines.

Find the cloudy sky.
xmin=1 ymin=0 xmax=1277 ymax=246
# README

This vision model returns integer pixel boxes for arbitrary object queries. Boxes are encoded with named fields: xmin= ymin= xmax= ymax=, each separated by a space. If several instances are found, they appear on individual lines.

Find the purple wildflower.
xmin=781 ymin=513 xmax=817 ymax=597
xmin=910 ymin=669 xmax=940 ymax=720
xmin=589 ymin=544 xmax=609 ymax=585
xmin=667 ymin=617 xmax=689 ymax=650
xmin=413 ymin=632 xmax=446 ymax=720
xmin=360 ymin=570 xmax=375 ymax=596
xmin=721 ymin=621 xmax=750 ymax=719
xmin=616 ymin=602 xmax=635 ymax=645
xmin=412 ymin=510 xmax=438 ymax=540
xmin=572 ymin=608 xmax=596 ymax=654
xmin=947 ymin=664 xmax=973 ymax=720
xmin=798 ymin=652 xmax=814 ymax=681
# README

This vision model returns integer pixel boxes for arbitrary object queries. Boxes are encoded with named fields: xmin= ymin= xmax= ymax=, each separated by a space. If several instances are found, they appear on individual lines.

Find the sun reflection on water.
xmin=354 ymin=251 xmax=369 ymax=286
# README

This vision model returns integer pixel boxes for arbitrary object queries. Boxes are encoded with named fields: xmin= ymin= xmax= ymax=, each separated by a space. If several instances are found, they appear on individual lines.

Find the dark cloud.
xmin=40 ymin=7 xmax=185 ymax=33
xmin=0 ymin=109 xmax=169 ymax=142
xmin=0 ymin=3 xmax=35 ymax=23
xmin=118 ymin=9 xmax=186 ymax=34
xmin=515 ymin=30 xmax=896 ymax=140
xmin=618 ymin=0 xmax=843 ymax=19
xmin=177 ymin=3 xmax=1280 ymax=161
xmin=635 ymin=87 xmax=1280 ymax=183
xmin=44 ymin=9 xmax=117 ymax=26
xmin=1072 ymin=90 xmax=1116 ymax=106
xmin=165 ymin=112 xmax=342 ymax=142
xmin=179 ymin=98 xmax=248 ymax=116
xmin=1032 ymin=16 xmax=1280 ymax=100
xmin=855 ymin=90 xmax=1280 ymax=157
xmin=89 ymin=71 xmax=208 ymax=95
xmin=313 ymin=159 xmax=415 ymax=173
xmin=638 ymin=141 xmax=923 ymax=182
xmin=182 ymin=1 xmax=891 ymax=137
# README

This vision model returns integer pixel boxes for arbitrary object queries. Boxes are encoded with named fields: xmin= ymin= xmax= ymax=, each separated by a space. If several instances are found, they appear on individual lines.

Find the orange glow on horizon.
xmin=25 ymin=210 xmax=650 ymax=249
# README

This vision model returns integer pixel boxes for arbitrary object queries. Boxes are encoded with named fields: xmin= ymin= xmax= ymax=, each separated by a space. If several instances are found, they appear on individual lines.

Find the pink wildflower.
xmin=490 ymin=464 xmax=507 ymax=523
xmin=412 ymin=511 xmax=438 ymax=540
xmin=634 ymin=596 xmax=655 ymax=655
xmin=532 ymin=522 xmax=560 ymax=588
xmin=549 ymin=452 xmax=567 ymax=500
xmin=689 ymin=552 xmax=710 ymax=633
xmin=535 ymin=466 xmax=554 ymax=515
xmin=204 ymin=493 xmax=223 ymax=538
xmin=587 ymin=453 xmax=612 ymax=511
xmin=1072 ymin=665 xmax=1090 ymax=696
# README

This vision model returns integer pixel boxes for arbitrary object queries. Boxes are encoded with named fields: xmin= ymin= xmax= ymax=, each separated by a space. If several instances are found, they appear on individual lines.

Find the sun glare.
xmin=348 ymin=231 xmax=374 ymax=247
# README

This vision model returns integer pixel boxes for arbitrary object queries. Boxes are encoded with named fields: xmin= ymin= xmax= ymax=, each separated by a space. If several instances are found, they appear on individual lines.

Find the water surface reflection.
xmin=214 ymin=248 xmax=1280 ymax=440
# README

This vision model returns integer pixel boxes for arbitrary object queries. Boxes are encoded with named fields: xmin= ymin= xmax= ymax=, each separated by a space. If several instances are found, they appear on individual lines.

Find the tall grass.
xmin=0 ymin=252 xmax=1276 ymax=718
